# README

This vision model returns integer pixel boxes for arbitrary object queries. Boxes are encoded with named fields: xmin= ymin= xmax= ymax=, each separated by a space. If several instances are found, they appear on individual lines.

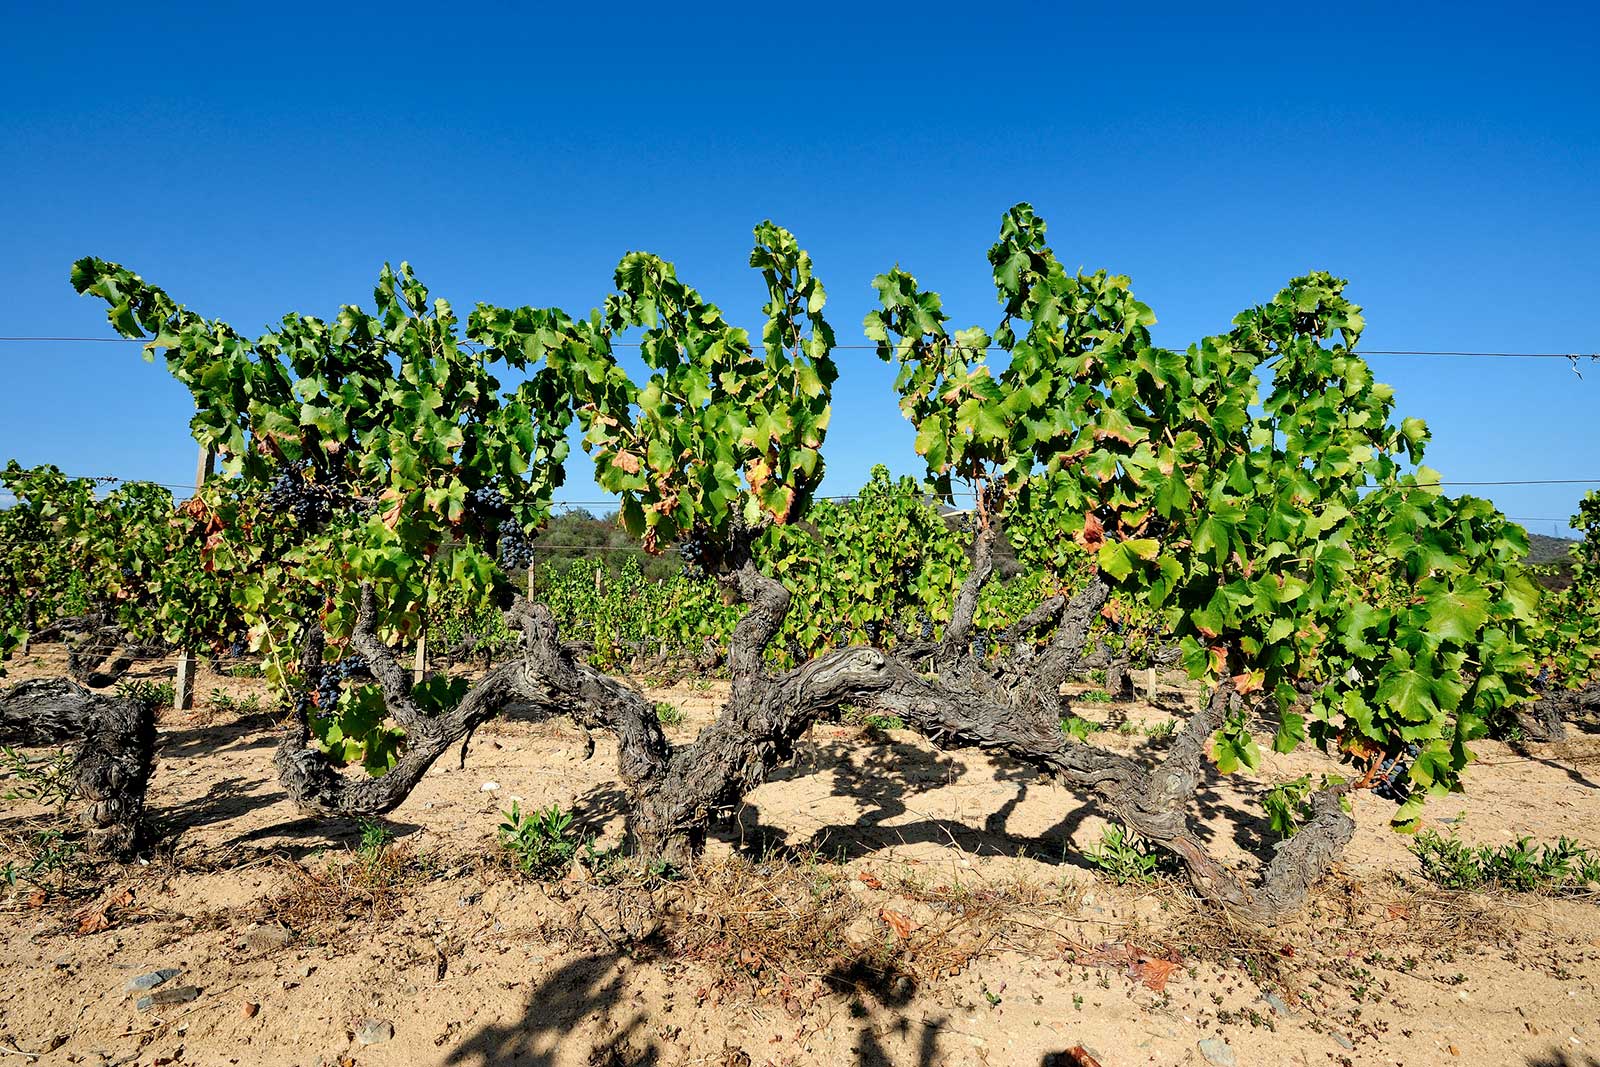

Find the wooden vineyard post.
xmin=173 ymin=444 xmax=214 ymax=712
xmin=173 ymin=645 xmax=198 ymax=712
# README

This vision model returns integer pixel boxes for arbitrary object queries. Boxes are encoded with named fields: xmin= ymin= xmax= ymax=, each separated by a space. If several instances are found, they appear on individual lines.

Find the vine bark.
xmin=0 ymin=677 xmax=155 ymax=856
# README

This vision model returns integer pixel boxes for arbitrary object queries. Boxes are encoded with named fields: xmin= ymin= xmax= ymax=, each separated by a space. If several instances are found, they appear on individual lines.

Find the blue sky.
xmin=2 ymin=3 xmax=1596 ymax=534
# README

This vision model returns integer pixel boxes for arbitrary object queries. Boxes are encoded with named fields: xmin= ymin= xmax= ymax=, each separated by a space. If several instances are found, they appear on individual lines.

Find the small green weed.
xmin=580 ymin=840 xmax=627 ymax=883
xmin=1410 ymin=829 xmax=1600 ymax=893
xmin=2 ymin=828 xmax=83 ymax=893
xmin=645 ymin=857 xmax=681 ymax=881
xmin=1060 ymin=715 xmax=1103 ymax=743
xmin=842 ymin=705 xmax=906 ymax=731
xmin=1 ymin=746 xmax=74 ymax=809
xmin=356 ymin=817 xmax=394 ymax=868
xmin=654 ymin=701 xmax=684 ymax=727
xmin=116 ymin=679 xmax=175 ymax=708
xmin=206 ymin=687 xmax=261 ymax=716
xmin=1084 ymin=825 xmax=1164 ymax=885
xmin=1079 ymin=689 xmax=1114 ymax=704
xmin=498 ymin=802 xmax=580 ymax=877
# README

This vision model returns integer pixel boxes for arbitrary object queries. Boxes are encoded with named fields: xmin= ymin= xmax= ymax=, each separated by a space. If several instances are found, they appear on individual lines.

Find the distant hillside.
xmin=523 ymin=505 xmax=1586 ymax=591
xmin=1527 ymin=532 xmax=1578 ymax=564
xmin=1526 ymin=532 xmax=1579 ymax=591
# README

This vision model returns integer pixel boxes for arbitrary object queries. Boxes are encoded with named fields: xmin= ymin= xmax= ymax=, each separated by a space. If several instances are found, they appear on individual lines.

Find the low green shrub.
xmin=1410 ymin=828 xmax=1600 ymax=893
xmin=116 ymin=678 xmax=175 ymax=708
xmin=1084 ymin=824 xmax=1167 ymax=885
xmin=1061 ymin=715 xmax=1103 ymax=743
xmin=498 ymin=802 xmax=580 ymax=877
xmin=1 ymin=745 xmax=74 ymax=809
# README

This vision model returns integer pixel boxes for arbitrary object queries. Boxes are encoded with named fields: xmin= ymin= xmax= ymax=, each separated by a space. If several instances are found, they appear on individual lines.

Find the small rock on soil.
xmin=1198 ymin=1037 xmax=1237 ymax=1067
xmin=135 ymin=986 xmax=200 ymax=1012
xmin=125 ymin=968 xmax=182 ymax=992
xmin=237 ymin=924 xmax=293 ymax=956
xmin=355 ymin=1018 xmax=394 ymax=1045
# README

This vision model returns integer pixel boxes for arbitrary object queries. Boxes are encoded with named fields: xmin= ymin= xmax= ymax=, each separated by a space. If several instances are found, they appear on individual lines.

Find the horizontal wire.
xmin=1 ymin=335 xmax=1596 ymax=360
xmin=1369 ymin=479 xmax=1600 ymax=487
xmin=19 ymin=467 xmax=1600 ymax=494
xmin=0 ymin=474 xmax=983 ymax=502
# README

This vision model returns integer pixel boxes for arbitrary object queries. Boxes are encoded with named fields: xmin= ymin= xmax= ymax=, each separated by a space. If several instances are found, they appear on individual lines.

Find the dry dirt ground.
xmin=3 ymin=647 xmax=1600 ymax=1067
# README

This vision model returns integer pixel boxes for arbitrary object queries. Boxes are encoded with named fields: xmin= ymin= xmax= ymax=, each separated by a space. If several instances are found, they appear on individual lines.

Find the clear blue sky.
xmin=2 ymin=3 xmax=1596 ymax=534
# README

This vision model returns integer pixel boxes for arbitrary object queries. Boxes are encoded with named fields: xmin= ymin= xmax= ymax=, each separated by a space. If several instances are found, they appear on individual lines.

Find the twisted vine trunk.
xmin=849 ymin=662 xmax=1353 ymax=922
xmin=1023 ymin=580 xmax=1110 ymax=716
xmin=626 ymin=557 xmax=885 ymax=864
xmin=274 ymin=587 xmax=669 ymax=821
xmin=1517 ymin=680 xmax=1600 ymax=741
xmin=273 ymin=567 xmax=880 ymax=869
xmin=0 ymin=677 xmax=155 ymax=856
xmin=803 ymin=515 xmax=1346 ymax=922
xmin=30 ymin=612 xmax=166 ymax=688
xmin=940 ymin=522 xmax=997 ymax=658
xmin=1104 ymin=657 xmax=1134 ymax=701
xmin=273 ymin=562 xmax=1350 ymax=922
xmin=617 ymin=549 xmax=1350 ymax=921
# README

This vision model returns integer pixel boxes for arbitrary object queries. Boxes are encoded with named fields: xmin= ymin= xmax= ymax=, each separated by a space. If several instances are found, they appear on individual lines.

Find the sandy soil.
xmin=3 ymin=647 xmax=1599 ymax=1067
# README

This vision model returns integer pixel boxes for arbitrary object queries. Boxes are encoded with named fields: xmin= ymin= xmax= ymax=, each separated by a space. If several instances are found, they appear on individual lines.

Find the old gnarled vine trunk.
xmin=0 ymin=677 xmax=155 ymax=856
xmin=1517 ymin=680 xmax=1600 ymax=741
xmin=274 ymin=586 xmax=670 ymax=822
xmin=623 ymin=557 xmax=893 ymax=865
xmin=274 ymin=559 xmax=1352 ymax=923
xmin=29 ymin=613 xmax=167 ymax=689
xmin=845 ymin=650 xmax=1354 ymax=923
xmin=833 ymin=540 xmax=1357 ymax=924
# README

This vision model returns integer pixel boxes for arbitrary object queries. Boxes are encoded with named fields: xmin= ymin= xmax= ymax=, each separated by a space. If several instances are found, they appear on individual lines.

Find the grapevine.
xmin=0 ymin=204 xmax=1583 ymax=929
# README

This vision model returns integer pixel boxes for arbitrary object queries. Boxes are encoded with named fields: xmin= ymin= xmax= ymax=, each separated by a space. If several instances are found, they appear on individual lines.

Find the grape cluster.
xmin=863 ymin=620 xmax=882 ymax=647
xmin=264 ymin=459 xmax=350 ymax=530
xmin=497 ymin=519 xmax=534 ymax=570
xmin=313 ymin=652 xmax=369 ymax=711
xmin=462 ymin=481 xmax=532 ymax=570
xmin=829 ymin=623 xmax=847 ymax=647
xmin=468 ymin=484 xmax=509 ymax=516
xmin=1372 ymin=743 xmax=1421 ymax=802
xmin=676 ymin=537 xmax=709 ymax=580
xmin=916 ymin=610 xmax=934 ymax=641
xmin=969 ymin=629 xmax=991 ymax=659
xmin=227 ymin=639 xmax=247 ymax=658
